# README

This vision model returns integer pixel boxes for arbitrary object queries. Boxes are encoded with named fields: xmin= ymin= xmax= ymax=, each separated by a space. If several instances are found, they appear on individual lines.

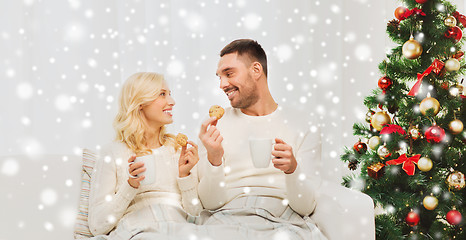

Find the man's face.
xmin=216 ymin=52 xmax=259 ymax=109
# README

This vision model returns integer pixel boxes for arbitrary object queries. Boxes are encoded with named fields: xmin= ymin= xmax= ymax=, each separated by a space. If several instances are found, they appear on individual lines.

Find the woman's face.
xmin=141 ymin=81 xmax=175 ymax=128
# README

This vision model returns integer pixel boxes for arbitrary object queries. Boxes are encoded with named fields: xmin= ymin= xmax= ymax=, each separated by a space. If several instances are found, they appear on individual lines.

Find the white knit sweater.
xmin=88 ymin=141 xmax=202 ymax=236
xmin=198 ymin=106 xmax=322 ymax=216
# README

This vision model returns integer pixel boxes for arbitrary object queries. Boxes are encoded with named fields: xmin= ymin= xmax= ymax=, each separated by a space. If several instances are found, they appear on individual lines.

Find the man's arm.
xmin=286 ymin=127 xmax=322 ymax=216
xmin=272 ymin=127 xmax=322 ymax=216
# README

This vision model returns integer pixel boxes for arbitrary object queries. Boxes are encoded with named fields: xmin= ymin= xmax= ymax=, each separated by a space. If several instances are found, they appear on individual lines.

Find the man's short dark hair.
xmin=220 ymin=39 xmax=268 ymax=77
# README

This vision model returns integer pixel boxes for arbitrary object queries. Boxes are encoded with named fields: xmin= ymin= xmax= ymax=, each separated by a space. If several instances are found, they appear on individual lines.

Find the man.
xmin=197 ymin=39 xmax=327 ymax=240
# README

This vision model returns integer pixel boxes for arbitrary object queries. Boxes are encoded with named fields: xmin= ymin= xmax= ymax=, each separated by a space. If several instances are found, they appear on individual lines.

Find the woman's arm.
xmin=177 ymin=164 xmax=203 ymax=216
xmin=88 ymin=146 xmax=138 ymax=236
xmin=177 ymin=142 xmax=203 ymax=216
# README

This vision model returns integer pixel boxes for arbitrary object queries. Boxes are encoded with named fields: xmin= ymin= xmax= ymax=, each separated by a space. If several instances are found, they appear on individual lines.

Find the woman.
xmin=88 ymin=72 xmax=202 ymax=239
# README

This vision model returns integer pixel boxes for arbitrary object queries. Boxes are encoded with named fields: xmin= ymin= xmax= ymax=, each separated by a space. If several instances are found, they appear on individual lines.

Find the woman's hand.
xmin=127 ymin=155 xmax=146 ymax=188
xmin=178 ymin=141 xmax=199 ymax=178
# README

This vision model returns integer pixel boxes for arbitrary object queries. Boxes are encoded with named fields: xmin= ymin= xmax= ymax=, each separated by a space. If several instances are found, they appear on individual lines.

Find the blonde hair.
xmin=113 ymin=72 xmax=178 ymax=156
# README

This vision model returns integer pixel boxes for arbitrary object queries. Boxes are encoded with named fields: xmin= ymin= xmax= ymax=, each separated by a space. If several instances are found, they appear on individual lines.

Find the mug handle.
xmin=127 ymin=162 xmax=138 ymax=178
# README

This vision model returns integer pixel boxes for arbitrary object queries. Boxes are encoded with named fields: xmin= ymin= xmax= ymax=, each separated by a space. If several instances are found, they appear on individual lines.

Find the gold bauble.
xmin=417 ymin=157 xmax=433 ymax=172
xmin=446 ymin=171 xmax=466 ymax=190
xmin=423 ymin=196 xmax=438 ymax=210
xmin=371 ymin=111 xmax=391 ymax=131
xmin=444 ymin=16 xmax=457 ymax=27
xmin=449 ymin=119 xmax=464 ymax=135
xmin=402 ymin=37 xmax=423 ymax=59
xmin=368 ymin=136 xmax=381 ymax=150
xmin=408 ymin=126 xmax=421 ymax=140
xmin=419 ymin=96 xmax=440 ymax=116
xmin=445 ymin=58 xmax=461 ymax=72
xmin=377 ymin=145 xmax=391 ymax=159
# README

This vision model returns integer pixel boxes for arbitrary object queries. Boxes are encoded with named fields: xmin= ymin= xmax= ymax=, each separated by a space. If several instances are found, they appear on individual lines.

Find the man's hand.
xmin=272 ymin=138 xmax=297 ymax=174
xmin=199 ymin=117 xmax=224 ymax=166
xmin=178 ymin=141 xmax=199 ymax=178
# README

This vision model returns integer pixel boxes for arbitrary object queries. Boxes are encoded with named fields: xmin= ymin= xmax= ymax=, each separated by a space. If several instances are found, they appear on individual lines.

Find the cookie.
xmin=209 ymin=105 xmax=224 ymax=120
xmin=176 ymin=133 xmax=188 ymax=147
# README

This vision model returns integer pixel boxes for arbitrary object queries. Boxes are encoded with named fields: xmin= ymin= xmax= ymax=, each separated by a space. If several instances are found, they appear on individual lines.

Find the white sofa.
xmin=0 ymin=152 xmax=375 ymax=240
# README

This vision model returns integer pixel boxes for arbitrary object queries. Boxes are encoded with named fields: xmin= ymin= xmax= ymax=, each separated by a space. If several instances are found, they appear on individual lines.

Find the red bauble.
xmin=446 ymin=210 xmax=462 ymax=225
xmin=445 ymin=26 xmax=463 ymax=42
xmin=394 ymin=6 xmax=409 ymax=20
xmin=378 ymin=76 xmax=393 ymax=91
xmin=406 ymin=211 xmax=420 ymax=227
xmin=353 ymin=141 xmax=368 ymax=154
xmin=415 ymin=0 xmax=428 ymax=3
xmin=425 ymin=125 xmax=446 ymax=143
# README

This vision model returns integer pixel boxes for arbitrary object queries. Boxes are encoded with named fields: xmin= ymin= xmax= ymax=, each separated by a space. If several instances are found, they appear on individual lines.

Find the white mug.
xmin=129 ymin=154 xmax=156 ymax=185
xmin=249 ymin=138 xmax=274 ymax=168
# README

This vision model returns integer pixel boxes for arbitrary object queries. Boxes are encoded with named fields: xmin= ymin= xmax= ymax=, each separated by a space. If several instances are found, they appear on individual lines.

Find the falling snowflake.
xmin=1 ymin=158 xmax=19 ymax=176
xmin=40 ymin=188 xmax=58 ymax=206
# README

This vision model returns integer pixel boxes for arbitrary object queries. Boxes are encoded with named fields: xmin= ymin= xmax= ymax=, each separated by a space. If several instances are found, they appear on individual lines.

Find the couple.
xmin=88 ymin=39 xmax=327 ymax=240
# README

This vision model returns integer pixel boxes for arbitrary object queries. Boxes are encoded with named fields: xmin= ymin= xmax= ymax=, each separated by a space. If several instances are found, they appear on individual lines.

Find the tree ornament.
xmin=445 ymin=26 xmax=463 ymax=42
xmin=402 ymin=37 xmax=423 ymax=59
xmin=445 ymin=16 xmax=457 ymax=27
xmin=449 ymin=119 xmax=464 ymax=134
xmin=385 ymin=154 xmax=421 ymax=176
xmin=423 ymin=195 xmax=438 ymax=210
xmin=378 ymin=76 xmax=393 ymax=91
xmin=348 ymin=161 xmax=358 ymax=171
xmin=394 ymin=6 xmax=409 ymax=20
xmin=446 ymin=171 xmax=466 ymax=190
xmin=353 ymin=141 xmax=368 ymax=154
xmin=367 ymin=162 xmax=385 ymax=179
xmin=405 ymin=211 xmax=420 ymax=227
xmin=371 ymin=111 xmax=391 ymax=131
xmin=377 ymin=145 xmax=391 ymax=159
xmin=445 ymin=58 xmax=461 ymax=72
xmin=380 ymin=124 xmax=406 ymax=135
xmin=368 ymin=136 xmax=381 ymax=150
xmin=446 ymin=209 xmax=462 ymax=225
xmin=449 ymin=84 xmax=464 ymax=97
xmin=419 ymin=96 xmax=440 ymax=116
xmin=408 ymin=126 xmax=421 ymax=140
xmin=417 ymin=157 xmax=432 ymax=172
xmin=415 ymin=0 xmax=428 ymax=3
xmin=425 ymin=125 xmax=446 ymax=143
xmin=365 ymin=110 xmax=375 ymax=123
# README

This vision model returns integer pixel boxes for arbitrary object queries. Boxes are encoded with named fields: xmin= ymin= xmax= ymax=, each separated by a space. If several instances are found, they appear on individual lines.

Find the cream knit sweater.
xmin=198 ymin=106 xmax=322 ymax=216
xmin=88 ymin=142 xmax=202 ymax=236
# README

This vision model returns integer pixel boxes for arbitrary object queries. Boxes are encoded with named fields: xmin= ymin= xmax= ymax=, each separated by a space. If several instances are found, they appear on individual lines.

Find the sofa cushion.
xmin=74 ymin=149 xmax=96 ymax=239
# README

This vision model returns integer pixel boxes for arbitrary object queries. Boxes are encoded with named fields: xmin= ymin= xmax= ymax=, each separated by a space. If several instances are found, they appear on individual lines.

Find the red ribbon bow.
xmin=402 ymin=8 xmax=426 ymax=20
xmin=408 ymin=59 xmax=445 ymax=96
xmin=386 ymin=154 xmax=421 ymax=176
xmin=453 ymin=11 xmax=466 ymax=27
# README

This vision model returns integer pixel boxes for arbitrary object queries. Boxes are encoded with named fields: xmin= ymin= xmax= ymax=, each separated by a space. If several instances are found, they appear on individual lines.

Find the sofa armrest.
xmin=310 ymin=180 xmax=375 ymax=240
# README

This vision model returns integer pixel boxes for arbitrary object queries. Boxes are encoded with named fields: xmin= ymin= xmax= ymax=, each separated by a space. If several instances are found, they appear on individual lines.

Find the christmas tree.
xmin=341 ymin=0 xmax=466 ymax=239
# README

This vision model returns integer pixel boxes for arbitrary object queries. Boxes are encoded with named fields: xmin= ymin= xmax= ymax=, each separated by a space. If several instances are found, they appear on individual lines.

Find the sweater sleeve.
xmin=197 ymin=141 xmax=229 ymax=210
xmin=286 ymin=126 xmax=322 ymax=217
xmin=177 ymin=164 xmax=203 ymax=216
xmin=88 ymin=146 xmax=138 ymax=236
